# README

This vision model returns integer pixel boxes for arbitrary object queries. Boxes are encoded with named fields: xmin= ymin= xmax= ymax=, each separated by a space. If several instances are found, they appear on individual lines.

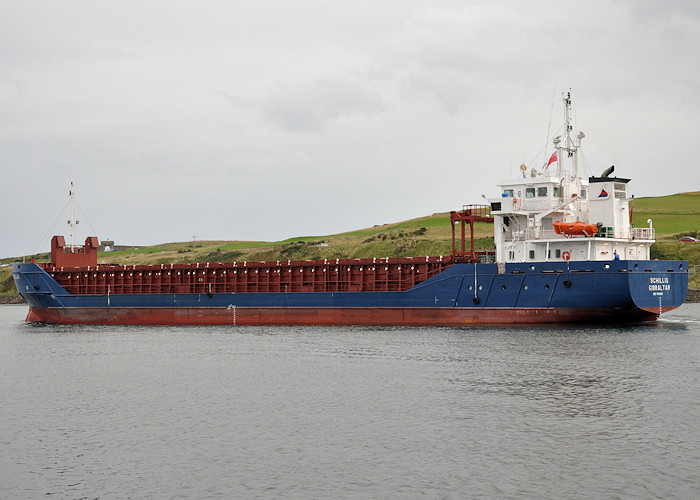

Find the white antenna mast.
xmin=68 ymin=182 xmax=79 ymax=250
xmin=564 ymin=91 xmax=585 ymax=180
xmin=564 ymin=91 xmax=573 ymax=177
xmin=554 ymin=90 xmax=584 ymax=180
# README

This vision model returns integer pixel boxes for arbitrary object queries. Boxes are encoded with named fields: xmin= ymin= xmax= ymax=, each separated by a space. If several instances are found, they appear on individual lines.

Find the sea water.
xmin=1 ymin=304 xmax=699 ymax=499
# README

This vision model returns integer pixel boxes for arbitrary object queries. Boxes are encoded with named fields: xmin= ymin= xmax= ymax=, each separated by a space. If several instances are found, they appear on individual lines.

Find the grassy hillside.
xmin=631 ymin=191 xmax=700 ymax=235
xmin=2 ymin=192 xmax=699 ymax=297
xmin=93 ymin=213 xmax=484 ymax=266
xmin=633 ymin=192 xmax=700 ymax=288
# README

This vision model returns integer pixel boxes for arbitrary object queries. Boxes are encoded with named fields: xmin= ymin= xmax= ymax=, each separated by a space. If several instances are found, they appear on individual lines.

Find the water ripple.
xmin=1 ymin=304 xmax=699 ymax=498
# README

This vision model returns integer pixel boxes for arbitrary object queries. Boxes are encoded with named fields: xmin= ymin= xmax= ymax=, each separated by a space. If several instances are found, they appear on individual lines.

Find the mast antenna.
xmin=68 ymin=182 xmax=79 ymax=250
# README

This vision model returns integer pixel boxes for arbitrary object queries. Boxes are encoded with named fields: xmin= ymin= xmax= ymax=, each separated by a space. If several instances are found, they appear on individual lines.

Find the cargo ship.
xmin=12 ymin=93 xmax=688 ymax=325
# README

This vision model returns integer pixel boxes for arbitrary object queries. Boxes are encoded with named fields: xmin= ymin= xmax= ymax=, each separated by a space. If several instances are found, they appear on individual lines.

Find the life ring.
xmin=562 ymin=251 xmax=571 ymax=260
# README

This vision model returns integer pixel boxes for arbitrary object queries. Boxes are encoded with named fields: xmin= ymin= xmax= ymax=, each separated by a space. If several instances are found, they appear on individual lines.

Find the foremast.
xmin=68 ymin=182 xmax=79 ymax=251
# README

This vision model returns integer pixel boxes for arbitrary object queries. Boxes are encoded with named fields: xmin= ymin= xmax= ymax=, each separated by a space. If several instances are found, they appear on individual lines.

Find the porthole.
xmin=530 ymin=265 xmax=535 ymax=271
xmin=604 ymin=264 xmax=610 ymax=269
xmin=502 ymin=285 xmax=507 ymax=290
xmin=467 ymin=284 xmax=473 ymax=290
xmin=478 ymin=285 xmax=483 ymax=291
xmin=523 ymin=285 xmax=528 ymax=290
xmin=544 ymin=284 xmax=550 ymax=290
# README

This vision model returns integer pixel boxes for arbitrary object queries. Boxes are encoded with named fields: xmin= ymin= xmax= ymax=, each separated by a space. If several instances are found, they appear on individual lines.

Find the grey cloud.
xmin=1 ymin=1 xmax=699 ymax=257
xmin=263 ymin=76 xmax=384 ymax=132
xmin=614 ymin=0 xmax=700 ymax=18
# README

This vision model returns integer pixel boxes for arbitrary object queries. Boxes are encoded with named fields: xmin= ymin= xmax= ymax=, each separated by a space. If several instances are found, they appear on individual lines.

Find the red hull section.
xmin=26 ymin=305 xmax=660 ymax=326
xmin=638 ymin=305 xmax=679 ymax=315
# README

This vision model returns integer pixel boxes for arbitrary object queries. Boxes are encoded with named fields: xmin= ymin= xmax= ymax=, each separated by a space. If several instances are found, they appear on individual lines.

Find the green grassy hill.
xmin=631 ymin=191 xmax=700 ymax=235
xmin=2 ymin=192 xmax=699 ymax=298
xmin=633 ymin=192 xmax=700 ymax=288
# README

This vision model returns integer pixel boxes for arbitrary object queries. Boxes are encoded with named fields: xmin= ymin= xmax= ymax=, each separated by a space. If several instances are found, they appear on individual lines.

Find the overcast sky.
xmin=2 ymin=0 xmax=699 ymax=258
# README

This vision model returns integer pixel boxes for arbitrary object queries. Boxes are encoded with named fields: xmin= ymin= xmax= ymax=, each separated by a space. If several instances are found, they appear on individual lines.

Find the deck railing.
xmin=505 ymin=225 xmax=655 ymax=242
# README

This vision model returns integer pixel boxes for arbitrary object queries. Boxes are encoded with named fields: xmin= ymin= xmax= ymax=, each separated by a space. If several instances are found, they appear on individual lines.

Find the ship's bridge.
xmin=488 ymin=172 xmax=653 ymax=263
xmin=495 ymin=174 xmax=589 ymax=215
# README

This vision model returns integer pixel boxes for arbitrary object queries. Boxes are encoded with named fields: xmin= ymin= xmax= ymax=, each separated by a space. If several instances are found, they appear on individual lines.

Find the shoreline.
xmin=0 ymin=296 xmax=26 ymax=304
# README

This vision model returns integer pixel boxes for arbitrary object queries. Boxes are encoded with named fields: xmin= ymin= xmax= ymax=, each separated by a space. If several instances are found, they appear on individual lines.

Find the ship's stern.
xmin=627 ymin=260 xmax=688 ymax=317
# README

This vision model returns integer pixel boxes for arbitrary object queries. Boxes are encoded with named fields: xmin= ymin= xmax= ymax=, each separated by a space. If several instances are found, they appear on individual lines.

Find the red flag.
xmin=547 ymin=151 xmax=557 ymax=167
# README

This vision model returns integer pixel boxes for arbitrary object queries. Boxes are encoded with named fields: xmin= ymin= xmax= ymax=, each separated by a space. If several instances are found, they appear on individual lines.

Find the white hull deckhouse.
xmin=489 ymin=92 xmax=654 ymax=264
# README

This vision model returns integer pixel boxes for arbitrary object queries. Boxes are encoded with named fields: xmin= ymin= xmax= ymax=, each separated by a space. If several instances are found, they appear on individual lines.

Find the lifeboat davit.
xmin=552 ymin=221 xmax=599 ymax=236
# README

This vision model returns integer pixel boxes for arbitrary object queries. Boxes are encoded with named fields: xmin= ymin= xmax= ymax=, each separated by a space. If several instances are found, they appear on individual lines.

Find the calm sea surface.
xmin=1 ymin=304 xmax=699 ymax=499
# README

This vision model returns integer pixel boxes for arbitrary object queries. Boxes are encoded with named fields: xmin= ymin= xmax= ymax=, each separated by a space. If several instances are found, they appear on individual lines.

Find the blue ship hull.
xmin=12 ymin=259 xmax=688 ymax=325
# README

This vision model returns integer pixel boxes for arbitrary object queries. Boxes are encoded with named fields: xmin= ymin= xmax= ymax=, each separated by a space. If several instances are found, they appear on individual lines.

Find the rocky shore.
xmin=686 ymin=288 xmax=700 ymax=303
xmin=0 ymin=296 xmax=26 ymax=304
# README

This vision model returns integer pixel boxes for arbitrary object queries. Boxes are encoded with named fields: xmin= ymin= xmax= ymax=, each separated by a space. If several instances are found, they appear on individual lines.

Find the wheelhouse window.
xmin=526 ymin=188 xmax=535 ymax=198
xmin=504 ymin=189 xmax=514 ymax=197
xmin=553 ymin=186 xmax=560 ymax=197
xmin=537 ymin=186 xmax=548 ymax=197
xmin=614 ymin=182 xmax=627 ymax=199
xmin=580 ymin=189 xmax=587 ymax=199
xmin=529 ymin=250 xmax=535 ymax=259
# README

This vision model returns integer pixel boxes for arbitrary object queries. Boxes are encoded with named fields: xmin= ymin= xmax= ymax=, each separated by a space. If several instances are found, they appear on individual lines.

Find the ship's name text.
xmin=649 ymin=276 xmax=670 ymax=293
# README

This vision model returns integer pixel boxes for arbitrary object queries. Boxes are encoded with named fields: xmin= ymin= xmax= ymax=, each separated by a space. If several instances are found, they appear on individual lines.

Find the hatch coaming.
xmin=41 ymin=256 xmax=456 ymax=296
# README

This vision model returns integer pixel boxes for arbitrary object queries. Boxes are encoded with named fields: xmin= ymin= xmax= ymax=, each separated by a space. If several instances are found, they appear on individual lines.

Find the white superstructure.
xmin=489 ymin=92 xmax=654 ymax=263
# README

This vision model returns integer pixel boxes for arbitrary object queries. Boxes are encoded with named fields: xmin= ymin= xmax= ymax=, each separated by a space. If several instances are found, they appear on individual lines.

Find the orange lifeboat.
xmin=552 ymin=221 xmax=599 ymax=236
